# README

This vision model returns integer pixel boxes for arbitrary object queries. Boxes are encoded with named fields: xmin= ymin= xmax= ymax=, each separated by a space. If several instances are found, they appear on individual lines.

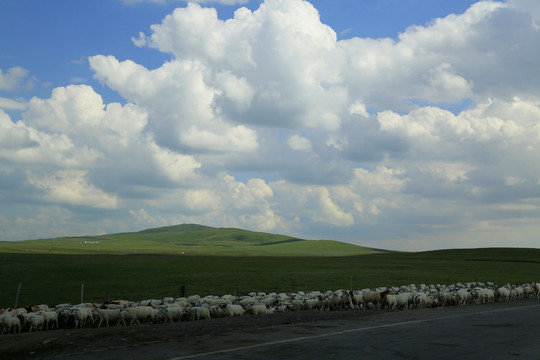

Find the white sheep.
xmin=414 ymin=292 xmax=430 ymax=309
xmin=350 ymin=291 xmax=365 ymax=309
xmin=534 ymin=282 xmax=540 ymax=298
xmin=514 ymin=286 xmax=525 ymax=299
xmin=386 ymin=293 xmax=409 ymax=310
xmin=439 ymin=291 xmax=454 ymax=306
xmin=472 ymin=288 xmax=493 ymax=304
xmin=187 ymin=295 xmax=202 ymax=306
xmin=303 ymin=297 xmax=322 ymax=311
xmin=524 ymin=285 xmax=535 ymax=298
xmin=363 ymin=289 xmax=392 ymax=309
xmin=201 ymin=296 xmax=227 ymax=307
xmin=158 ymin=306 xmax=183 ymax=323
xmin=224 ymin=304 xmax=245 ymax=317
xmin=96 ymin=308 xmax=126 ymax=327
xmin=36 ymin=310 xmax=59 ymax=330
xmin=189 ymin=306 xmax=211 ymax=320
xmin=0 ymin=313 xmax=21 ymax=334
xmin=456 ymin=289 xmax=471 ymax=306
xmin=495 ymin=286 xmax=511 ymax=302
xmin=325 ymin=291 xmax=345 ymax=311
xmin=286 ymin=299 xmax=304 ymax=311
xmin=26 ymin=314 xmax=45 ymax=333
xmin=249 ymin=304 xmax=268 ymax=315
xmin=174 ymin=298 xmax=189 ymax=307
xmin=124 ymin=306 xmax=158 ymax=326
xmin=71 ymin=307 xmax=94 ymax=328
xmin=238 ymin=296 xmax=257 ymax=308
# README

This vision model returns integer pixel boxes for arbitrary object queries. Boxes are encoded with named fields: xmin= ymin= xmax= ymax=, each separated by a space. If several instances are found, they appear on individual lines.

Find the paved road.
xmin=61 ymin=299 xmax=540 ymax=360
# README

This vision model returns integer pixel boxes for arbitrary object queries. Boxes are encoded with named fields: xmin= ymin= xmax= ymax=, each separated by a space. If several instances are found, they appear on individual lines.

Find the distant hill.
xmin=0 ymin=224 xmax=391 ymax=256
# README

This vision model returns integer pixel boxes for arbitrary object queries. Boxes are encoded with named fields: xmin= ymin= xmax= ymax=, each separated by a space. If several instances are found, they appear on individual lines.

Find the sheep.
xmin=439 ymin=291 xmax=454 ymax=307
xmin=57 ymin=308 xmax=73 ymax=327
xmin=259 ymin=295 xmax=278 ymax=308
xmin=350 ymin=291 xmax=365 ymax=309
xmin=385 ymin=293 xmax=409 ymax=310
xmin=13 ymin=308 xmax=28 ymax=316
xmin=24 ymin=314 xmax=45 ymax=333
xmin=71 ymin=307 xmax=94 ymax=328
xmin=201 ymin=296 xmax=226 ymax=307
xmin=510 ymin=288 xmax=518 ymax=300
xmin=385 ymin=294 xmax=397 ymax=310
xmin=323 ymin=290 xmax=355 ymax=311
xmin=249 ymin=304 xmax=268 ymax=315
xmin=342 ymin=291 xmax=356 ymax=310
xmin=138 ymin=299 xmax=163 ymax=307
xmin=303 ymin=297 xmax=323 ymax=311
xmin=534 ymin=282 xmax=540 ymax=298
xmin=124 ymin=306 xmax=158 ymax=326
xmin=495 ymin=286 xmax=511 ymax=302
xmin=0 ymin=313 xmax=21 ymax=335
xmin=223 ymin=304 xmax=245 ymax=317
xmin=30 ymin=304 xmax=49 ymax=312
xmin=456 ymin=289 xmax=471 ymax=306
xmin=37 ymin=310 xmax=59 ymax=330
xmin=189 ymin=306 xmax=211 ymax=321
xmin=363 ymin=289 xmax=392 ymax=309
xmin=514 ymin=286 xmax=525 ymax=300
xmin=414 ymin=292 xmax=430 ymax=309
xmin=276 ymin=293 xmax=289 ymax=302
xmin=174 ymin=298 xmax=189 ymax=307
xmin=523 ymin=285 xmax=535 ymax=299
xmin=286 ymin=299 xmax=304 ymax=311
xmin=7 ymin=280 xmax=540 ymax=333
xmin=472 ymin=288 xmax=494 ymax=304
xmin=365 ymin=301 xmax=376 ymax=310
xmin=187 ymin=295 xmax=202 ymax=307
xmin=158 ymin=306 xmax=184 ymax=323
xmin=101 ymin=299 xmax=130 ymax=309
xmin=238 ymin=296 xmax=257 ymax=308
xmin=96 ymin=308 xmax=126 ymax=327
xmin=325 ymin=291 xmax=343 ymax=311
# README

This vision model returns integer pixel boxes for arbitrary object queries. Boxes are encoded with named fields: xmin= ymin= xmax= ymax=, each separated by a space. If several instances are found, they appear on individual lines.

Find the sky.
xmin=1 ymin=0 xmax=539 ymax=251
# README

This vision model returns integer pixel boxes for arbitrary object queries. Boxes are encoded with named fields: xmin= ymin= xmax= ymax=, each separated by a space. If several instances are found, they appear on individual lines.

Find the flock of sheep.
xmin=1 ymin=281 xmax=539 ymax=335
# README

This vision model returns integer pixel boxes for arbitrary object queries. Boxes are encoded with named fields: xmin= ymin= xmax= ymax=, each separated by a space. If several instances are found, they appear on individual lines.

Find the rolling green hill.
xmin=0 ymin=224 xmax=388 ymax=256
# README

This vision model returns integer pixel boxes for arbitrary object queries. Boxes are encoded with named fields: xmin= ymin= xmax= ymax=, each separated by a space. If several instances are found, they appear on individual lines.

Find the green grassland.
xmin=0 ymin=224 xmax=384 ymax=256
xmin=1 ymin=225 xmax=538 ymax=308
xmin=1 ymin=248 xmax=539 ymax=308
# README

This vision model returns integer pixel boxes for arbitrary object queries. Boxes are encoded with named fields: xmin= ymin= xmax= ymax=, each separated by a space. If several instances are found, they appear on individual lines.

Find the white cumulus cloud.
xmin=2 ymin=0 xmax=540 ymax=250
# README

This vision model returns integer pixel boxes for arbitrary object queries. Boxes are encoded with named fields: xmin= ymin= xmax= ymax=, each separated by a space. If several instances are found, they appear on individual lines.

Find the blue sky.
xmin=1 ymin=0 xmax=539 ymax=250
xmin=1 ymin=0 xmax=478 ymax=105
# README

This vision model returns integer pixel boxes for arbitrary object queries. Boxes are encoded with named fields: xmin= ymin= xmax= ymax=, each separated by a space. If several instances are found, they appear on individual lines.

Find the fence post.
xmin=81 ymin=283 xmax=84 ymax=304
xmin=180 ymin=284 xmax=185 ymax=298
xmin=14 ymin=281 xmax=22 ymax=309
xmin=350 ymin=275 xmax=353 ymax=291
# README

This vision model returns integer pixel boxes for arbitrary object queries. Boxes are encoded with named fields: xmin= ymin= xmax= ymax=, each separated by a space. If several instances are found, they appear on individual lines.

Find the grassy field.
xmin=1 ymin=248 xmax=539 ymax=308
xmin=0 ymin=224 xmax=385 ymax=256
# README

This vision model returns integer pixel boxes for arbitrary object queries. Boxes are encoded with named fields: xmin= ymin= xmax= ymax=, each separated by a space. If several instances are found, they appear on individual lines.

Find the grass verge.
xmin=1 ymin=248 xmax=539 ymax=308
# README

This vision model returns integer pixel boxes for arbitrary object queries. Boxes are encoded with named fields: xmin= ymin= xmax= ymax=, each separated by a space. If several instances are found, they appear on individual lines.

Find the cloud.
xmin=287 ymin=135 xmax=312 ymax=151
xmin=0 ymin=66 xmax=34 ymax=90
xmin=28 ymin=170 xmax=119 ymax=209
xmin=123 ymin=0 xmax=248 ymax=4
xmin=0 ymin=97 xmax=27 ymax=110
xmin=2 ymin=0 xmax=540 ymax=250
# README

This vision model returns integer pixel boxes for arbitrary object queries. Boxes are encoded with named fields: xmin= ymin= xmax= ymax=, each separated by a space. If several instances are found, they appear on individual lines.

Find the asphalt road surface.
xmin=54 ymin=299 xmax=540 ymax=360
